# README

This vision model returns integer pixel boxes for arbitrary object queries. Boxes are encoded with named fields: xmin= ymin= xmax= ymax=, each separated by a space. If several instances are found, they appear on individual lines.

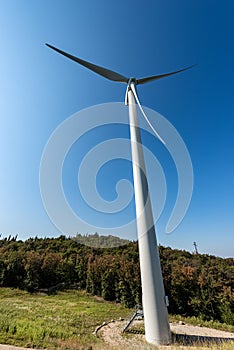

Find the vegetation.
xmin=0 ymin=288 xmax=233 ymax=350
xmin=0 ymin=288 xmax=130 ymax=349
xmin=0 ymin=234 xmax=233 ymax=327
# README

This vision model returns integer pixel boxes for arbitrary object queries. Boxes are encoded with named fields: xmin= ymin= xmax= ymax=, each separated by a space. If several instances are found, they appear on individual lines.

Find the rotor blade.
xmin=136 ymin=65 xmax=196 ymax=85
xmin=46 ymin=43 xmax=128 ymax=83
xmin=130 ymin=84 xmax=166 ymax=145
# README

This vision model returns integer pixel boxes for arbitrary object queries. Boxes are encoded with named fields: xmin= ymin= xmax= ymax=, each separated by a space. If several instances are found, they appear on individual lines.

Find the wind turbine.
xmin=46 ymin=43 xmax=193 ymax=346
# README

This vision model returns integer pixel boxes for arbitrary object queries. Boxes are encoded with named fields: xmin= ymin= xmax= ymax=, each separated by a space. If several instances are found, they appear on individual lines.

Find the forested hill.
xmin=0 ymin=234 xmax=233 ymax=325
xmin=73 ymin=232 xmax=130 ymax=247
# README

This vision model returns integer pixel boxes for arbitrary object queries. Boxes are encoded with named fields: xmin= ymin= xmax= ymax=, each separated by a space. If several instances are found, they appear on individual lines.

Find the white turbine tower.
xmin=46 ymin=43 xmax=193 ymax=345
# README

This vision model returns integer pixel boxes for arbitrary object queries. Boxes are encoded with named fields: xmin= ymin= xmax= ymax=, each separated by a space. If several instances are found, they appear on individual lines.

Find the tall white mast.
xmin=127 ymin=83 xmax=171 ymax=344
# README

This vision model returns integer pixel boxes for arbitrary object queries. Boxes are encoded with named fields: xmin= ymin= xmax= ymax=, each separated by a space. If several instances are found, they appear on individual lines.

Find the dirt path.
xmin=170 ymin=322 xmax=234 ymax=338
xmin=0 ymin=346 xmax=36 ymax=350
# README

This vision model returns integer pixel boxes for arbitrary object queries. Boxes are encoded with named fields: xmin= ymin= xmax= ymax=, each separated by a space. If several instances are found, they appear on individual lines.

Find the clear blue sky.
xmin=0 ymin=1 xmax=233 ymax=257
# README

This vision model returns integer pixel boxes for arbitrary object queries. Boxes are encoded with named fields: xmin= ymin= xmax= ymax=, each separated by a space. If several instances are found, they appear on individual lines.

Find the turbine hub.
xmin=128 ymin=77 xmax=137 ymax=86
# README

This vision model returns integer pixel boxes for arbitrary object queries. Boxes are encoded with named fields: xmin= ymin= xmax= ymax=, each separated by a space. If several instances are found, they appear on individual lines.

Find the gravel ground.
xmin=100 ymin=320 xmax=234 ymax=349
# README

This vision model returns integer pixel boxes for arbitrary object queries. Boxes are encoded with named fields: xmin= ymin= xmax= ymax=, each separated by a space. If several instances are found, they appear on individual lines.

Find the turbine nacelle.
xmin=128 ymin=77 xmax=137 ymax=85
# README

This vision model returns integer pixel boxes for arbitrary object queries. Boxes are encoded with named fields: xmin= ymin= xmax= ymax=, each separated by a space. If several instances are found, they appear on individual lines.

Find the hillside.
xmin=0 ymin=234 xmax=233 ymax=325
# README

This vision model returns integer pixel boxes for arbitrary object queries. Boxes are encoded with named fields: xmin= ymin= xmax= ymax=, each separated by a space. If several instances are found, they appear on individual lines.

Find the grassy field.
xmin=0 ymin=288 xmax=130 ymax=349
xmin=0 ymin=288 xmax=233 ymax=349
